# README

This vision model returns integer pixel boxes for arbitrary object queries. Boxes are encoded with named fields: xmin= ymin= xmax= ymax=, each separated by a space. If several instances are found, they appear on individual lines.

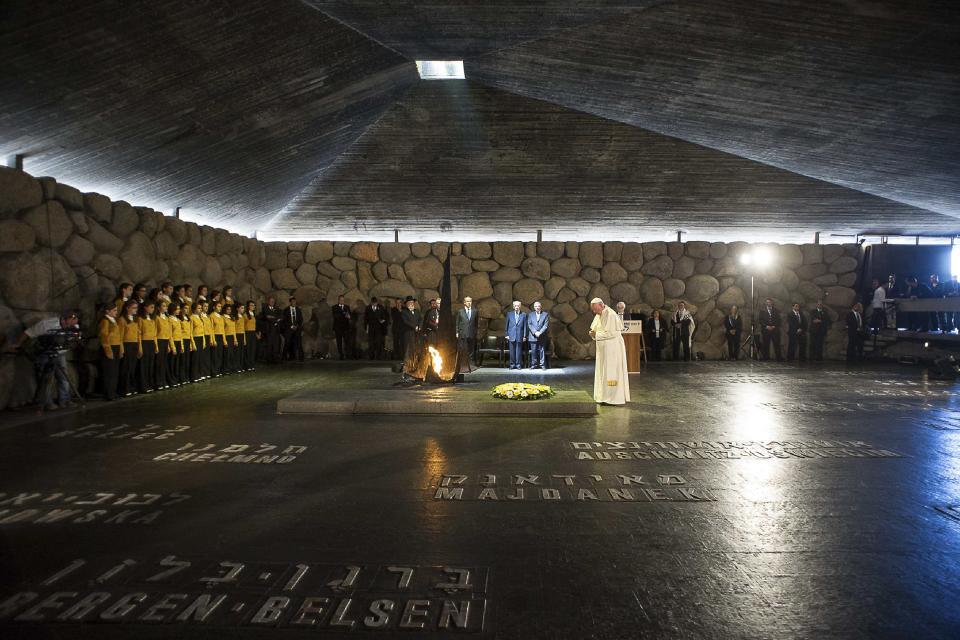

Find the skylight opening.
xmin=416 ymin=60 xmax=465 ymax=80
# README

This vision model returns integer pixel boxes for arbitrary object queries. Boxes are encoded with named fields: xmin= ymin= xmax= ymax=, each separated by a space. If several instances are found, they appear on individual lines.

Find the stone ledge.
xmin=276 ymin=389 xmax=597 ymax=416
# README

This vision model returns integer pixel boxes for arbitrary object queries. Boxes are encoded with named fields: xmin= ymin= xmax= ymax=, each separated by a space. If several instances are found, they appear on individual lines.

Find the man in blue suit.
xmin=527 ymin=301 xmax=549 ymax=369
xmin=504 ymin=300 xmax=527 ymax=369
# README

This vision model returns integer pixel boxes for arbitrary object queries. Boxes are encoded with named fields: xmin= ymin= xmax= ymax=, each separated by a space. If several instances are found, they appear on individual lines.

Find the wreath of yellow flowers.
xmin=491 ymin=382 xmax=556 ymax=400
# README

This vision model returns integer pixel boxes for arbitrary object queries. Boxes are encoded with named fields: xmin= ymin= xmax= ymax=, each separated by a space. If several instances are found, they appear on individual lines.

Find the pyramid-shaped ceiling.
xmin=0 ymin=0 xmax=419 ymax=233
xmin=267 ymin=81 xmax=954 ymax=242
xmin=466 ymin=0 xmax=960 ymax=220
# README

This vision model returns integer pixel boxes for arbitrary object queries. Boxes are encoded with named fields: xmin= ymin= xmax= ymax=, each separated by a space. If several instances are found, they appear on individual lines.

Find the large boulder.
xmin=823 ymin=245 xmax=844 ymax=263
xmin=63 ymin=235 xmax=95 ymax=267
xmin=492 ymin=267 xmax=522 ymax=283
xmin=537 ymin=241 xmax=565 ymax=260
xmin=667 ymin=242 xmax=684 ymax=259
xmin=272 ymin=268 xmax=300 ymax=290
xmin=120 ymin=232 xmax=156 ymax=282
xmin=640 ymin=278 xmax=665 ymax=308
xmin=304 ymin=240 xmax=333 ymax=264
xmin=521 ymin=257 xmax=551 ymax=280
xmin=579 ymin=241 xmax=603 ymax=268
xmin=601 ymin=262 xmax=628 ymax=286
xmin=513 ymin=278 xmax=543 ymax=306
xmin=0 ymin=249 xmax=77 ymax=310
xmin=716 ymin=286 xmax=746 ymax=309
xmin=829 ymin=256 xmax=859 ymax=274
xmin=824 ymin=286 xmax=856 ymax=308
xmin=799 ymin=281 xmax=824 ymax=301
xmin=641 ymin=255 xmax=673 ymax=280
xmin=475 ymin=297 xmax=502 ymax=319
xmin=292 ymin=285 xmax=324 ymax=306
xmin=340 ymin=271 xmax=358 ymax=290
xmin=295 ymin=262 xmax=318 ymax=286
xmin=153 ymin=231 xmax=178 ymax=260
xmin=140 ymin=209 xmax=163 ymax=237
xmin=621 ymin=242 xmax=643 ymax=271
xmin=580 ymin=267 xmax=601 ymax=284
xmin=288 ymin=251 xmax=304 ymax=270
xmin=663 ymin=278 xmax=685 ymax=299
xmin=460 ymin=272 xmax=494 ymax=300
xmin=450 ymin=255 xmax=472 ymax=275
xmin=357 ymin=263 xmax=376 ymax=291
xmin=552 ymin=257 xmax=581 ymax=278
xmin=202 ymin=255 xmax=223 ymax=285
xmin=331 ymin=256 xmax=356 ymax=271
xmin=802 ymin=244 xmax=823 ymax=264
xmin=610 ymin=282 xmax=640 ymax=305
xmin=710 ymin=243 xmax=728 ymax=259
xmin=387 ymin=264 xmax=407 ymax=280
xmin=200 ymin=226 xmax=217 ymax=254
xmin=264 ymin=242 xmax=287 ymax=270
xmin=493 ymin=282 xmax=514 ymax=306
xmin=797 ymin=263 xmax=827 ymax=280
xmin=0 ymin=220 xmax=35 ymax=252
xmin=164 ymin=217 xmax=187 ymax=245
xmin=0 ymin=168 xmax=43 ymax=217
xmin=52 ymin=182 xmax=83 ymax=210
xmin=254 ymin=267 xmax=272 ymax=292
xmin=642 ymin=241 xmax=667 ymax=260
xmin=779 ymin=244 xmax=803 ymax=268
xmin=177 ymin=244 xmax=206 ymax=277
xmin=350 ymin=242 xmax=378 ymax=263
xmin=431 ymin=242 xmax=449 ymax=261
xmin=22 ymin=201 xmax=72 ymax=247
xmin=686 ymin=241 xmax=710 ymax=259
xmin=544 ymin=276 xmax=565 ymax=299
xmin=92 ymin=254 xmax=122 ymax=280
xmin=472 ymin=259 xmax=499 ymax=272
xmin=110 ymin=201 xmax=139 ymax=238
xmin=588 ymin=283 xmax=611 ymax=305
xmin=567 ymin=277 xmax=590 ymax=296
xmin=492 ymin=241 xmax=524 ymax=267
xmin=404 ymin=256 xmax=443 ymax=288
xmin=671 ymin=256 xmax=695 ymax=280
xmin=463 ymin=242 xmax=491 ymax=259
xmin=603 ymin=242 xmax=623 ymax=262
xmin=411 ymin=242 xmax=431 ymax=258
xmin=83 ymin=192 xmax=112 ymax=223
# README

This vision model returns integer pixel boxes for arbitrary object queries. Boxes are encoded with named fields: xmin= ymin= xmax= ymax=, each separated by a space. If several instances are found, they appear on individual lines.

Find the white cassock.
xmin=590 ymin=306 xmax=630 ymax=405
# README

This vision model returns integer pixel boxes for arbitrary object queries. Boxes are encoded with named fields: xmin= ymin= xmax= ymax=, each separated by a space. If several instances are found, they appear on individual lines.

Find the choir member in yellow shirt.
xmin=223 ymin=305 xmax=237 ymax=374
xmin=138 ymin=300 xmax=160 ymax=393
xmin=191 ymin=302 xmax=207 ymax=381
xmin=98 ymin=304 xmax=124 ymax=400
xmin=155 ymin=300 xmax=175 ymax=390
xmin=244 ymin=301 xmax=259 ymax=371
xmin=118 ymin=300 xmax=142 ymax=397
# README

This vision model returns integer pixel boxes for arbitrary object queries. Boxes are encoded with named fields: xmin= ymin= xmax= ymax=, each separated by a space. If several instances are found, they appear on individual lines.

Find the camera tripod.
xmin=33 ymin=350 xmax=85 ymax=415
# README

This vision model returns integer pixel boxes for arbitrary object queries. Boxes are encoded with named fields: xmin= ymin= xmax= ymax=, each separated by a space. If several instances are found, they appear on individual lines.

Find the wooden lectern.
xmin=621 ymin=320 xmax=645 ymax=372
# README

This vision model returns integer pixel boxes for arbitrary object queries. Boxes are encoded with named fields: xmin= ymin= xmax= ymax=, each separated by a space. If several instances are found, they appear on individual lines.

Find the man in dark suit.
xmin=400 ymin=296 xmax=421 ymax=362
xmin=760 ymin=298 xmax=783 ymax=361
xmin=786 ymin=302 xmax=808 ymax=362
xmin=282 ymin=297 xmax=304 ymax=362
xmin=645 ymin=309 xmax=666 ymax=361
xmin=456 ymin=296 xmax=479 ymax=362
xmin=723 ymin=305 xmax=742 ymax=360
xmin=422 ymin=298 xmax=440 ymax=345
xmin=390 ymin=298 xmax=404 ymax=359
xmin=526 ymin=301 xmax=549 ymax=369
xmin=364 ymin=297 xmax=389 ymax=360
xmin=846 ymin=302 xmax=867 ymax=362
xmin=504 ymin=301 xmax=527 ymax=369
xmin=331 ymin=295 xmax=351 ymax=359
xmin=809 ymin=300 xmax=831 ymax=361
xmin=259 ymin=296 xmax=283 ymax=363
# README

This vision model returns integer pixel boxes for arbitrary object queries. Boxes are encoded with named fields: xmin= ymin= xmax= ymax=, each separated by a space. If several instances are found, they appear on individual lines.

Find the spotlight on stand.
xmin=737 ymin=247 xmax=777 ymax=361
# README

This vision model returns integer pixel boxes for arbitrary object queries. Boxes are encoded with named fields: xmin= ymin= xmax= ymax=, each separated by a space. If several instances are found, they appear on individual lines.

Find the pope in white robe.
xmin=589 ymin=298 xmax=630 ymax=405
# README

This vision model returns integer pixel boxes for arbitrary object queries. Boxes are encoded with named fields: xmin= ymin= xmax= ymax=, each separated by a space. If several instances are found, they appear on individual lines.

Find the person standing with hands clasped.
xmin=527 ymin=301 xmax=549 ymax=369
xmin=787 ymin=302 xmax=808 ymax=362
xmin=504 ymin=301 xmax=527 ymax=369
xmin=589 ymin=298 xmax=630 ymax=405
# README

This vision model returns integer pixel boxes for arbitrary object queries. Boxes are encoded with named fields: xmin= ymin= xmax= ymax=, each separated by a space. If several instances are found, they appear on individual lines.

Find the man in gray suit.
xmin=527 ymin=301 xmax=550 ymax=369
xmin=456 ymin=296 xmax=479 ymax=362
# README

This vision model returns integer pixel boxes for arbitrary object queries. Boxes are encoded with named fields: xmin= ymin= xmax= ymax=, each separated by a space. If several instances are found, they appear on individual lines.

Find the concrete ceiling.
xmin=2 ymin=0 xmax=958 ymax=240
xmin=267 ymin=81 xmax=955 ymax=242
xmin=0 ymin=0 xmax=417 ymax=234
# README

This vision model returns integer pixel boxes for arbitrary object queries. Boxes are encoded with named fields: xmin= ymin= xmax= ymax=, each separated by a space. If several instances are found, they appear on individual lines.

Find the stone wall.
xmin=0 ymin=167 xmax=862 ymax=410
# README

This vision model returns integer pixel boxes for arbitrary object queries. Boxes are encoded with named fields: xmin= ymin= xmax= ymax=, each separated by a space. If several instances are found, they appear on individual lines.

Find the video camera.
xmin=35 ymin=327 xmax=83 ymax=356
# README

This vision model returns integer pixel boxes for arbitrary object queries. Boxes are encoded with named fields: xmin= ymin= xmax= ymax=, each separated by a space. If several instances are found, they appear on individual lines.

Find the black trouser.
xmin=810 ymin=332 xmax=826 ymax=361
xmin=266 ymin=328 xmax=282 ymax=363
xmin=139 ymin=341 xmax=156 ymax=392
xmin=369 ymin=331 xmax=385 ymax=360
xmin=120 ymin=342 xmax=138 ymax=395
xmin=212 ymin=338 xmax=224 ymax=375
xmin=787 ymin=333 xmax=807 ymax=361
xmin=761 ymin=329 xmax=782 ymax=360
xmin=726 ymin=332 xmax=740 ymax=360
xmin=192 ymin=337 xmax=204 ymax=380
xmin=458 ymin=337 xmax=476 ymax=364
xmin=246 ymin=331 xmax=257 ymax=368
xmin=285 ymin=330 xmax=303 ymax=361
xmin=101 ymin=346 xmax=121 ymax=400
xmin=871 ymin=307 xmax=885 ymax=332
xmin=673 ymin=331 xmax=690 ymax=361
xmin=180 ymin=339 xmax=191 ymax=382
xmin=225 ymin=337 xmax=235 ymax=372
xmin=334 ymin=329 xmax=348 ymax=359
xmin=156 ymin=339 xmax=170 ymax=387
xmin=393 ymin=329 xmax=401 ymax=359
xmin=847 ymin=333 xmax=864 ymax=362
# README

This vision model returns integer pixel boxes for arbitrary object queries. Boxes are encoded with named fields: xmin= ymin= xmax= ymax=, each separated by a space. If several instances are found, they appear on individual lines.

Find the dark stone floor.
xmin=1 ymin=360 xmax=959 ymax=638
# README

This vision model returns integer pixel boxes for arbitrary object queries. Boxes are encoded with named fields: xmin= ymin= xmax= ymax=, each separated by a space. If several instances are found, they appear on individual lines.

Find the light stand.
xmin=739 ymin=273 xmax=759 ymax=360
